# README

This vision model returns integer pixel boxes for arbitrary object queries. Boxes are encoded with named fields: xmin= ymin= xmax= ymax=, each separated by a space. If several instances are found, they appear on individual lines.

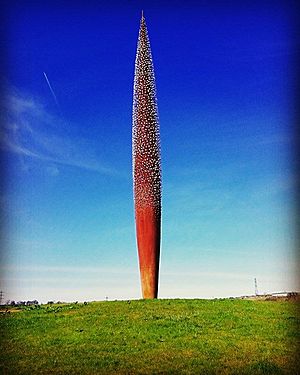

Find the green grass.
xmin=1 ymin=299 xmax=299 ymax=374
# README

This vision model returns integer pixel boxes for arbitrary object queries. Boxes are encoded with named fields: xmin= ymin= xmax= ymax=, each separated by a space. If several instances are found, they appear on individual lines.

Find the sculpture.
xmin=132 ymin=12 xmax=162 ymax=299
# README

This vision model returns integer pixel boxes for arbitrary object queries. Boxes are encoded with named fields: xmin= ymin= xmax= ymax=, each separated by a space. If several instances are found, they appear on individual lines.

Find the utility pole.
xmin=254 ymin=278 xmax=259 ymax=296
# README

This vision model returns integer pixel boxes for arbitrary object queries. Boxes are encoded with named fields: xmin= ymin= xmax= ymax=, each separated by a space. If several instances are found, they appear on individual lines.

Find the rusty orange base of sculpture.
xmin=135 ymin=206 xmax=160 ymax=299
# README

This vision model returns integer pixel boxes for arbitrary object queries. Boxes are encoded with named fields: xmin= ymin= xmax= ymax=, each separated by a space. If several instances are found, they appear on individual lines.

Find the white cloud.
xmin=2 ymin=264 xmax=138 ymax=275
xmin=1 ymin=258 xmax=298 ymax=303
xmin=1 ymin=89 xmax=118 ymax=176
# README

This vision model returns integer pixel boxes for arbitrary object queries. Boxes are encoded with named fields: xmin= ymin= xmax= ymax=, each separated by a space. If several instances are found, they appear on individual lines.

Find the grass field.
xmin=0 ymin=299 xmax=299 ymax=374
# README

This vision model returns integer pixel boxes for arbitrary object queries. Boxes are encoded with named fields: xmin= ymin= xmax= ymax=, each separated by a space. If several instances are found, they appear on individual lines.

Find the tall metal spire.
xmin=132 ymin=13 xmax=162 ymax=299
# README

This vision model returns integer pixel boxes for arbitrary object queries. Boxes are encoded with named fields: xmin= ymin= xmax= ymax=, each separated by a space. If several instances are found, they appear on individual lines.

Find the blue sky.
xmin=1 ymin=1 xmax=298 ymax=303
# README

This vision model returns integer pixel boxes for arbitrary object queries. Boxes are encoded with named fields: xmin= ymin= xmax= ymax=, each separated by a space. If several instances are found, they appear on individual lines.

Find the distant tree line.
xmin=4 ymin=300 xmax=39 ymax=306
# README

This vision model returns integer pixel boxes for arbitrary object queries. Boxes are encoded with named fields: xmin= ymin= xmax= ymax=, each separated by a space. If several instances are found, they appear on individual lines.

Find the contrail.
xmin=43 ymin=72 xmax=60 ymax=109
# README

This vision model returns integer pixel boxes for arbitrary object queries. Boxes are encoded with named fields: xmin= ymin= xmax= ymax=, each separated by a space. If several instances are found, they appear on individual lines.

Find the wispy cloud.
xmin=2 ymin=264 xmax=138 ymax=275
xmin=1 ymin=88 xmax=118 ymax=176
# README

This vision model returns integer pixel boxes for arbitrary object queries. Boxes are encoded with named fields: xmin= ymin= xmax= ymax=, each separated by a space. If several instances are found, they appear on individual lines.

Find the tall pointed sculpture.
xmin=132 ymin=12 xmax=162 ymax=299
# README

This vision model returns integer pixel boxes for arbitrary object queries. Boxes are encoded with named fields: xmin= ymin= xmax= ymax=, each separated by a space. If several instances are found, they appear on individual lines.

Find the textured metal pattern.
xmin=132 ymin=14 xmax=161 ymax=299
